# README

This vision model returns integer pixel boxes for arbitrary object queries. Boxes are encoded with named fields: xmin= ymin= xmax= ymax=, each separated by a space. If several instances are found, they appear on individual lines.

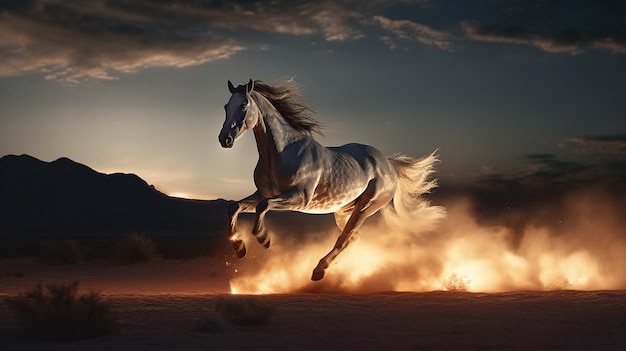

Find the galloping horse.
xmin=218 ymin=79 xmax=444 ymax=281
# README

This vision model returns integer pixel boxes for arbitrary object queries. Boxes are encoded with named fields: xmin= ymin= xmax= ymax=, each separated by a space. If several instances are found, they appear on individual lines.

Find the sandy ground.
xmin=1 ymin=258 xmax=625 ymax=351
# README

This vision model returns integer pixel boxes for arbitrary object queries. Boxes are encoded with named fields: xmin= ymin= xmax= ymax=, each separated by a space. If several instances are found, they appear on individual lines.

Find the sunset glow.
xmin=167 ymin=192 xmax=190 ymax=199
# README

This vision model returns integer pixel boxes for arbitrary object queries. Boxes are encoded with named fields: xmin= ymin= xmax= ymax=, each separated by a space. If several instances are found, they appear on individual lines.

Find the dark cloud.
xmin=0 ymin=0 xmax=246 ymax=83
xmin=0 ymin=0 xmax=454 ymax=83
xmin=560 ymin=135 xmax=626 ymax=156
xmin=373 ymin=15 xmax=452 ymax=50
xmin=461 ymin=0 xmax=626 ymax=54
xmin=524 ymin=153 xmax=557 ymax=161
xmin=0 ymin=0 xmax=623 ymax=83
xmin=0 ymin=0 xmax=369 ymax=83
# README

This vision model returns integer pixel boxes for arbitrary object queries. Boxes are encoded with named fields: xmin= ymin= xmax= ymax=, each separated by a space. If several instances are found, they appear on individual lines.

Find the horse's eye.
xmin=242 ymin=104 xmax=248 ymax=111
xmin=231 ymin=122 xmax=236 ymax=129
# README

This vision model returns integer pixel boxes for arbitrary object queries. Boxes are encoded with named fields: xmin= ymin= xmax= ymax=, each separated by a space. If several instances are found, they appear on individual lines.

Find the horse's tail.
xmin=380 ymin=151 xmax=446 ymax=232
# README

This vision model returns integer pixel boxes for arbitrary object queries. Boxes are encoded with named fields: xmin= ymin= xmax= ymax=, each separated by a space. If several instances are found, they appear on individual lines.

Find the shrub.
xmin=5 ymin=281 xmax=118 ymax=341
xmin=544 ymin=276 xmax=571 ymax=291
xmin=113 ymin=232 xmax=158 ymax=264
xmin=215 ymin=296 xmax=273 ymax=326
xmin=443 ymin=273 xmax=471 ymax=292
xmin=37 ymin=239 xmax=87 ymax=265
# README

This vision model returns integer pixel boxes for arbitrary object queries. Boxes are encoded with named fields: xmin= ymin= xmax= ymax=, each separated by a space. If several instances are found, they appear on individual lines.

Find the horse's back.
xmin=329 ymin=143 xmax=395 ymax=177
xmin=295 ymin=143 xmax=396 ymax=214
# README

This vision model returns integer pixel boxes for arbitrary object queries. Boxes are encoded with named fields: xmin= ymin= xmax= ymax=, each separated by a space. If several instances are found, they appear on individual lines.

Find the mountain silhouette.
xmin=0 ymin=154 xmax=229 ymax=233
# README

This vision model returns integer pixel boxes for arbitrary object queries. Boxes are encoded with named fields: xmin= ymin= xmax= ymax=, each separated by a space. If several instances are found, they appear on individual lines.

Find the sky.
xmin=0 ymin=0 xmax=624 ymax=201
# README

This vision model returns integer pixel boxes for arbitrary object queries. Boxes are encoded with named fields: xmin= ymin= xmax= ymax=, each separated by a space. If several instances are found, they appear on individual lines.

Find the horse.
xmin=218 ymin=79 xmax=444 ymax=281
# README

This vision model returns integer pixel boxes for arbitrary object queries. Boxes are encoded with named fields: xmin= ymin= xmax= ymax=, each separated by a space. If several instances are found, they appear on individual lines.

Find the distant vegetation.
xmin=113 ymin=232 xmax=159 ymax=264
xmin=443 ymin=273 xmax=471 ymax=292
xmin=0 ymin=231 xmax=225 ymax=262
xmin=5 ymin=281 xmax=118 ymax=341
xmin=37 ymin=239 xmax=88 ymax=265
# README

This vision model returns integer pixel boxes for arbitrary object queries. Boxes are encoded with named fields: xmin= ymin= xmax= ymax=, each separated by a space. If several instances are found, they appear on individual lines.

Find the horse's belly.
xmin=299 ymin=204 xmax=348 ymax=214
xmin=300 ymin=186 xmax=364 ymax=214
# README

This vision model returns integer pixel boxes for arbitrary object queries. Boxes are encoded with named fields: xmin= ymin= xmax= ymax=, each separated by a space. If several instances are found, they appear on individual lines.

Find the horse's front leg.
xmin=228 ymin=191 xmax=263 ymax=258
xmin=252 ymin=188 xmax=305 ymax=249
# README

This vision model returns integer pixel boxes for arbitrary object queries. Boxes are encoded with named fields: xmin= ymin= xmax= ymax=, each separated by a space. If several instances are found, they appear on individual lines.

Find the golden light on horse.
xmin=219 ymin=78 xmax=444 ymax=282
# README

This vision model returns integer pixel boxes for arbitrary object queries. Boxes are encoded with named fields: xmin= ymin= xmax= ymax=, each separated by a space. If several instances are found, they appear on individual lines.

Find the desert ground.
xmin=1 ymin=257 xmax=625 ymax=351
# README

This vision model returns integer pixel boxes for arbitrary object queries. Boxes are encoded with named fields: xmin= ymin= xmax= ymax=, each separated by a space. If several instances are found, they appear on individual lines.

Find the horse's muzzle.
xmin=219 ymin=134 xmax=234 ymax=148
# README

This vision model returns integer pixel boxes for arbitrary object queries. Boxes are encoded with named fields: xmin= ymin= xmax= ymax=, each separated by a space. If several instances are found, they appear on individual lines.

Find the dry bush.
xmin=215 ymin=296 xmax=273 ymax=326
xmin=443 ymin=273 xmax=471 ymax=291
xmin=37 ymin=239 xmax=87 ymax=264
xmin=5 ymin=281 xmax=118 ymax=341
xmin=113 ymin=232 xmax=158 ymax=264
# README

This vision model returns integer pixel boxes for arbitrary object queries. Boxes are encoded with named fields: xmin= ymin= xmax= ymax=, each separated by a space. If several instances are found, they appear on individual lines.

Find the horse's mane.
xmin=252 ymin=79 xmax=323 ymax=136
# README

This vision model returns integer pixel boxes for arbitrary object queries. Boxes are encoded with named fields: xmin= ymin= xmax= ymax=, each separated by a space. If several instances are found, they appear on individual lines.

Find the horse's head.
xmin=219 ymin=79 xmax=259 ymax=148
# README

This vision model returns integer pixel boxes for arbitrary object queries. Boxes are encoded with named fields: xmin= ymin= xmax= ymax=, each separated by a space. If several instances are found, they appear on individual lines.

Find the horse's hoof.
xmin=236 ymin=247 xmax=247 ymax=258
xmin=311 ymin=268 xmax=325 ymax=281
xmin=232 ymin=241 xmax=246 ymax=258
xmin=255 ymin=232 xmax=270 ymax=248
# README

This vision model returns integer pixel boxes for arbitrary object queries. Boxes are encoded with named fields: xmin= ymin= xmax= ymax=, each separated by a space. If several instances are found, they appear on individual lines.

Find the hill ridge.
xmin=0 ymin=154 xmax=228 ymax=233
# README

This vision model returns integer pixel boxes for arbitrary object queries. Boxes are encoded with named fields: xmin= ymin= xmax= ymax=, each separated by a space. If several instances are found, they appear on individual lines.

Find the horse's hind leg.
xmin=228 ymin=191 xmax=263 ymax=258
xmin=334 ymin=210 xmax=361 ymax=245
xmin=311 ymin=208 xmax=369 ymax=281
xmin=312 ymin=181 xmax=392 ymax=281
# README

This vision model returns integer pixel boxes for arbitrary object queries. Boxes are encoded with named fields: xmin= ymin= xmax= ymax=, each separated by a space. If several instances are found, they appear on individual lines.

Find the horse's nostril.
xmin=226 ymin=136 xmax=233 ymax=146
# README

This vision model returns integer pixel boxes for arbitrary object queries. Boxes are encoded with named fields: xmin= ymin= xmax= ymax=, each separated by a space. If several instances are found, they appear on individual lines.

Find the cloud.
xmin=0 ymin=1 xmax=245 ymax=83
xmin=461 ymin=22 xmax=626 ymax=55
xmin=1 ymin=1 xmax=623 ymax=83
xmin=311 ymin=3 xmax=365 ymax=41
xmin=187 ymin=1 xmax=366 ymax=41
xmin=0 ymin=0 xmax=366 ymax=83
xmin=559 ymin=135 xmax=626 ymax=156
xmin=373 ymin=16 xmax=452 ymax=50
xmin=460 ymin=1 xmax=626 ymax=55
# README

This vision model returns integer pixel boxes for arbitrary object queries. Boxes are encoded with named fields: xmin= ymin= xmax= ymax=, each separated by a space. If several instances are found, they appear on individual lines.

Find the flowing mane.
xmin=253 ymin=80 xmax=323 ymax=136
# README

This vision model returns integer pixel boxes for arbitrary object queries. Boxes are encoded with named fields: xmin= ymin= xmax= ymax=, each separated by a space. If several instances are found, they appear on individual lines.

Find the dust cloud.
xmin=225 ymin=182 xmax=626 ymax=294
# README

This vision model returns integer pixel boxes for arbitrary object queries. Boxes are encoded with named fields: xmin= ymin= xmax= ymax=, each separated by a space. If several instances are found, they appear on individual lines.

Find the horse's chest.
xmin=253 ymin=164 xmax=296 ymax=196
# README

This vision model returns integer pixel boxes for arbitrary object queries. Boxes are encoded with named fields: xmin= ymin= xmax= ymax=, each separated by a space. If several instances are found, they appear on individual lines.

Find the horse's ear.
xmin=246 ymin=79 xmax=254 ymax=94
xmin=228 ymin=80 xmax=236 ymax=94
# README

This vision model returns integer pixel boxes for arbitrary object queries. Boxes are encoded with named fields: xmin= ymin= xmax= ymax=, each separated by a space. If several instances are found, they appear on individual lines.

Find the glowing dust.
xmin=226 ymin=194 xmax=626 ymax=294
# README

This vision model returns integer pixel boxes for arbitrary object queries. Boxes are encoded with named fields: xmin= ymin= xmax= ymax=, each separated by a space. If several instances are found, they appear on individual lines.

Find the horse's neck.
xmin=251 ymin=93 xmax=302 ymax=164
